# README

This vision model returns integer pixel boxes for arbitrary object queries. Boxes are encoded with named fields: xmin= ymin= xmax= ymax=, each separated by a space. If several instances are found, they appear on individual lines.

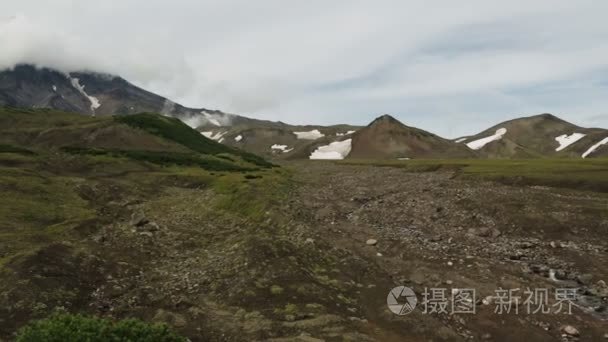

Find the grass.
xmin=0 ymin=167 xmax=96 ymax=266
xmin=60 ymin=146 xmax=255 ymax=172
xmin=341 ymin=158 xmax=608 ymax=192
xmin=115 ymin=113 xmax=274 ymax=168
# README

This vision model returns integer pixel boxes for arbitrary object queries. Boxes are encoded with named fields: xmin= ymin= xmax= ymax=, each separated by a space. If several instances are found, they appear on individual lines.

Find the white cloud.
xmin=2 ymin=0 xmax=608 ymax=136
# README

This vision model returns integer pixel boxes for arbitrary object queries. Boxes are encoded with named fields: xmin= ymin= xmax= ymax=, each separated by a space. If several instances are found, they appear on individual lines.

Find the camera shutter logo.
xmin=387 ymin=286 xmax=417 ymax=315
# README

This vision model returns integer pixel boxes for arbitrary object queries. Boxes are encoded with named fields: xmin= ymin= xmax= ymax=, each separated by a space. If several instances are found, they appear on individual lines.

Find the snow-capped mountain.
xmin=2 ymin=65 xmax=606 ymax=159
xmin=0 ymin=64 xmax=268 ymax=128
xmin=455 ymin=114 xmax=608 ymax=158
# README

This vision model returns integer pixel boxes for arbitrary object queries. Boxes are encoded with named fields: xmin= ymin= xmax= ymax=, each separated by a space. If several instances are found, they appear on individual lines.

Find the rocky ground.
xmin=1 ymin=161 xmax=607 ymax=341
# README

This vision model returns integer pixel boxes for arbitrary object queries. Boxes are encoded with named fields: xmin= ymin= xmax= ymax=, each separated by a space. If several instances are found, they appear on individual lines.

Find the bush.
xmin=16 ymin=313 xmax=186 ymax=342
xmin=115 ymin=113 xmax=275 ymax=168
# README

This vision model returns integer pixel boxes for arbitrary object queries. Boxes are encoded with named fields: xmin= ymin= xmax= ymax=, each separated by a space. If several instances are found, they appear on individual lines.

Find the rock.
xmin=468 ymin=227 xmax=501 ymax=239
xmin=305 ymin=238 xmax=315 ymax=244
xmin=576 ymin=273 xmax=593 ymax=285
xmin=482 ymin=296 xmax=493 ymax=305
xmin=139 ymin=231 xmax=153 ymax=237
xmin=153 ymin=309 xmax=187 ymax=328
xmin=550 ymin=241 xmax=559 ymax=248
xmin=130 ymin=211 xmax=149 ymax=227
xmin=560 ymin=325 xmax=579 ymax=337
xmin=447 ymin=261 xmax=453 ymax=266
xmin=603 ymin=333 xmax=608 ymax=339
xmin=519 ymin=241 xmax=536 ymax=249
xmin=366 ymin=239 xmax=377 ymax=246
xmin=446 ymin=280 xmax=453 ymax=285
xmin=139 ymin=222 xmax=159 ymax=232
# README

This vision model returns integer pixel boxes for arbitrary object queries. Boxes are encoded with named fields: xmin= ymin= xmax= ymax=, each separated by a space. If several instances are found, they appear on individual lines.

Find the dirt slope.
xmin=348 ymin=114 xmax=476 ymax=159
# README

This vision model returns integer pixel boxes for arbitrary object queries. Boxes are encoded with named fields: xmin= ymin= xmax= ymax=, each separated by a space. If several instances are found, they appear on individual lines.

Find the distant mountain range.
xmin=1 ymin=64 xmax=607 ymax=159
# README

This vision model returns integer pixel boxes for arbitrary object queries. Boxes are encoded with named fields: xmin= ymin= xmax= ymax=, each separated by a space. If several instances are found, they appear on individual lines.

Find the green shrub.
xmin=114 ymin=113 xmax=275 ymax=168
xmin=16 ymin=313 xmax=186 ymax=342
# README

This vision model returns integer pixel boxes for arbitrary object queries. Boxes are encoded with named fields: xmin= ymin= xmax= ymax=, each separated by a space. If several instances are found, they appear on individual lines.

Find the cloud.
xmin=2 ymin=0 xmax=608 ymax=136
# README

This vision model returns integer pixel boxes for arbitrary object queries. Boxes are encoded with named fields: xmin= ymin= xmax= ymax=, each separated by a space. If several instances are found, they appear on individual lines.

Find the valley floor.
xmin=1 ymin=159 xmax=608 ymax=341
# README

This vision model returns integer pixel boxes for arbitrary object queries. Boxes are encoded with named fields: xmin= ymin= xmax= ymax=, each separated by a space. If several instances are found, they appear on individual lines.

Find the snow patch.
xmin=555 ymin=133 xmax=586 ymax=151
xmin=181 ymin=112 xmax=233 ymax=128
xmin=52 ymin=85 xmax=57 ymax=92
xmin=309 ymin=139 xmax=352 ymax=160
xmin=200 ymin=131 xmax=227 ymax=141
xmin=582 ymin=136 xmax=608 ymax=158
xmin=69 ymin=77 xmax=101 ymax=113
xmin=466 ymin=128 xmax=507 ymax=150
xmin=294 ymin=129 xmax=324 ymax=140
xmin=454 ymin=137 xmax=468 ymax=143
xmin=336 ymin=131 xmax=356 ymax=137
xmin=234 ymin=135 xmax=243 ymax=142
xmin=271 ymin=144 xmax=293 ymax=153
xmin=346 ymin=130 xmax=356 ymax=135
xmin=397 ymin=157 xmax=410 ymax=160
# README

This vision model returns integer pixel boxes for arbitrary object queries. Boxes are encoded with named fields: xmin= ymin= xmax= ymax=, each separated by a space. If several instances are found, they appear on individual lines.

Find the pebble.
xmin=560 ymin=325 xmax=579 ymax=337
xmin=447 ymin=261 xmax=453 ymax=266
xmin=366 ymin=239 xmax=378 ymax=246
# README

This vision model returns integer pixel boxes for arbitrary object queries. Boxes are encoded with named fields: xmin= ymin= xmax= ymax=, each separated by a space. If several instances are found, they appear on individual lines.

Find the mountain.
xmin=3 ymin=65 xmax=607 ymax=160
xmin=456 ymin=113 xmax=608 ymax=158
xmin=0 ymin=64 xmax=272 ymax=128
xmin=347 ymin=114 xmax=476 ymax=159
xmin=0 ymin=64 xmax=362 ymax=159
xmin=0 ymin=106 xmax=274 ymax=170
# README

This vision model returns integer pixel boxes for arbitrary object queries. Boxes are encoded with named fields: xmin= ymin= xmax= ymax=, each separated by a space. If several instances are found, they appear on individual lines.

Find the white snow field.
xmin=466 ymin=128 xmax=507 ymax=150
xmin=294 ymin=129 xmax=325 ymax=140
xmin=582 ymin=137 xmax=608 ymax=158
xmin=271 ymin=144 xmax=293 ymax=153
xmin=555 ymin=133 xmax=586 ymax=151
xmin=309 ymin=139 xmax=352 ymax=160
xmin=200 ymin=131 xmax=227 ymax=141
xmin=69 ymin=77 xmax=101 ymax=112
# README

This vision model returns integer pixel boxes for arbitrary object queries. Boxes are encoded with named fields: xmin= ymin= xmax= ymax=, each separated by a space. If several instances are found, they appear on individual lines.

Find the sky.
xmin=2 ymin=0 xmax=608 ymax=137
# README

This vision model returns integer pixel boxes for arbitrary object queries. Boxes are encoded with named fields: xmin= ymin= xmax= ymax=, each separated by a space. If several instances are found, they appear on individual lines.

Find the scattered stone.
xmin=560 ymin=325 xmax=579 ymax=337
xmin=139 ymin=222 xmax=159 ymax=232
xmin=519 ymin=241 xmax=536 ymax=249
xmin=468 ymin=227 xmax=501 ymax=239
xmin=376 ymin=252 xmax=383 ymax=257
xmin=130 ymin=211 xmax=149 ymax=227
xmin=305 ymin=238 xmax=315 ymax=244
xmin=366 ymin=239 xmax=377 ymax=246
xmin=139 ymin=231 xmax=153 ymax=237
xmin=153 ymin=309 xmax=187 ymax=328
xmin=446 ymin=280 xmax=453 ymax=285
xmin=447 ymin=261 xmax=453 ymax=266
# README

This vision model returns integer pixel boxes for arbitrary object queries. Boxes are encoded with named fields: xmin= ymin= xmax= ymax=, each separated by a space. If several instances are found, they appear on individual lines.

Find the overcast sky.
xmin=2 ymin=0 xmax=608 ymax=137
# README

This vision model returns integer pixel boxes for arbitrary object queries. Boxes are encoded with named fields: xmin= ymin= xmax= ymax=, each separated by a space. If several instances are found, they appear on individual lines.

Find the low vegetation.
xmin=342 ymin=158 xmax=608 ymax=192
xmin=16 ymin=313 xmax=185 ymax=342
xmin=115 ymin=113 xmax=274 ymax=168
